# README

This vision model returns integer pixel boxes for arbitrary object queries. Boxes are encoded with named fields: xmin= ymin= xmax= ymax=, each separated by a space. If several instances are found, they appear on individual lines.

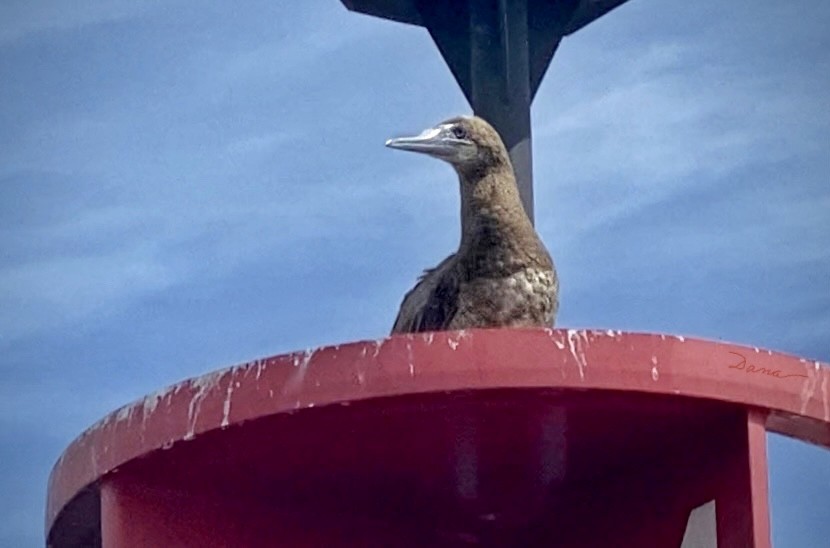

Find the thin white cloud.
xmin=0 ymin=0 xmax=171 ymax=44
xmin=532 ymin=32 xmax=829 ymax=247
xmin=0 ymin=241 xmax=177 ymax=342
xmin=0 ymin=8 xmax=403 ymax=342
xmin=0 ymin=161 xmax=457 ymax=344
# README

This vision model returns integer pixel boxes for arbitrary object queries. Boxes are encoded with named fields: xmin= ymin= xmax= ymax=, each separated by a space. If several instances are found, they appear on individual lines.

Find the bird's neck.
xmin=457 ymin=166 xmax=534 ymax=258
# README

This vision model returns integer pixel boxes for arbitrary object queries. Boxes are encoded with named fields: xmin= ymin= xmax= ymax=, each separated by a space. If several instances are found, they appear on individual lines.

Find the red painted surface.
xmin=46 ymin=329 xmax=830 ymax=547
xmin=714 ymin=410 xmax=772 ymax=548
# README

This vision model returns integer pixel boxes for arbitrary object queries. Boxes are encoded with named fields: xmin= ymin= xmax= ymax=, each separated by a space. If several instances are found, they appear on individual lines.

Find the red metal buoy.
xmin=46 ymin=329 xmax=829 ymax=547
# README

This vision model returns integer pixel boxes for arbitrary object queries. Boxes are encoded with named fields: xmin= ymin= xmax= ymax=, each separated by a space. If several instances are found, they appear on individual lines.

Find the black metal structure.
xmin=341 ymin=0 xmax=631 ymax=221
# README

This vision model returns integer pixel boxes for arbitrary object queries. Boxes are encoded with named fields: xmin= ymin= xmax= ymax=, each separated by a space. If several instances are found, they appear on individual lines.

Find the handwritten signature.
xmin=727 ymin=351 xmax=808 ymax=379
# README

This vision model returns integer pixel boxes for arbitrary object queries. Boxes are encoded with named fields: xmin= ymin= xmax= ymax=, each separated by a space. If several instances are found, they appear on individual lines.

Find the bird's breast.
xmin=453 ymin=267 xmax=558 ymax=328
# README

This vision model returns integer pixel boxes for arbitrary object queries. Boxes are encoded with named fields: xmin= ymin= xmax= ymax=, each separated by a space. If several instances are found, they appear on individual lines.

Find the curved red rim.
xmin=46 ymin=328 xmax=829 ymax=535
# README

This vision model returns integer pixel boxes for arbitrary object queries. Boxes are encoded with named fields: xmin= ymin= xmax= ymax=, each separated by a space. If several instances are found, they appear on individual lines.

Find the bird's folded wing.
xmin=391 ymin=254 xmax=458 ymax=334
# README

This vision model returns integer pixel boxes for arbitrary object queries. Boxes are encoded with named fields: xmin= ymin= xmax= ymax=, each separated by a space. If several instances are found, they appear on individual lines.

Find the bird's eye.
xmin=451 ymin=125 xmax=467 ymax=139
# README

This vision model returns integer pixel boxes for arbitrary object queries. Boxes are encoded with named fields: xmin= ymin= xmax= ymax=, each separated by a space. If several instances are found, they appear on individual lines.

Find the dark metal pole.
xmin=417 ymin=0 xmax=537 ymax=221
xmin=342 ymin=0 xmax=633 ymax=224
xmin=469 ymin=0 xmax=534 ymax=221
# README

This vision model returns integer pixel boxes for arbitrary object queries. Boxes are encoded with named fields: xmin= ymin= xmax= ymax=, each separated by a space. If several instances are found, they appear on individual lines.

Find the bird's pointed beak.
xmin=385 ymin=126 xmax=463 ymax=160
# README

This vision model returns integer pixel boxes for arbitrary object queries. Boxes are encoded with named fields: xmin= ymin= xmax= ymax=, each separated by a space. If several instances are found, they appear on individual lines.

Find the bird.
xmin=385 ymin=115 xmax=558 ymax=334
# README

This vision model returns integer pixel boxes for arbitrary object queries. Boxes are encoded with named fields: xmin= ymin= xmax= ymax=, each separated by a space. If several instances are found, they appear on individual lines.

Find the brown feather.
xmin=391 ymin=116 xmax=558 ymax=334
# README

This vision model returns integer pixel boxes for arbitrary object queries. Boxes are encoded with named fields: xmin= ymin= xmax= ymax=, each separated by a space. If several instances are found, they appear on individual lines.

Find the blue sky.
xmin=1 ymin=0 xmax=828 ymax=545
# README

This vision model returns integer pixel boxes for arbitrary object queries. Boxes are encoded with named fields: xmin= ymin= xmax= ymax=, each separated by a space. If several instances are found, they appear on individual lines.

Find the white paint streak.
xmin=140 ymin=388 xmax=168 ymax=430
xmin=115 ymin=404 xmax=134 ymax=424
xmin=406 ymin=341 xmax=415 ymax=377
xmin=566 ymin=329 xmax=588 ymax=380
xmin=371 ymin=339 xmax=384 ymax=359
xmin=220 ymin=381 xmax=234 ymax=428
xmin=283 ymin=349 xmax=315 ymax=395
xmin=186 ymin=369 xmax=227 ymax=440
xmin=799 ymin=361 xmax=822 ymax=415
xmin=652 ymin=366 xmax=659 ymax=382
xmin=544 ymin=328 xmax=566 ymax=350
xmin=101 ymin=385 xmax=175 ymax=434
xmin=447 ymin=330 xmax=468 ymax=351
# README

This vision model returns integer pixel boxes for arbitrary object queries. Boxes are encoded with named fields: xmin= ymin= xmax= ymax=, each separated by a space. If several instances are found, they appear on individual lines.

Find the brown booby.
xmin=386 ymin=115 xmax=558 ymax=334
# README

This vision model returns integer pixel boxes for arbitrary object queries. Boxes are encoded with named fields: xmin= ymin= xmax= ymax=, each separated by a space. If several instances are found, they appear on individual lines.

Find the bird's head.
xmin=385 ymin=116 xmax=511 ymax=174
